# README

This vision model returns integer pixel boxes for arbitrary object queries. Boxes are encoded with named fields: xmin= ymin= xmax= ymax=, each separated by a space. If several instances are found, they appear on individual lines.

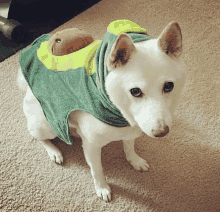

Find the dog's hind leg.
xmin=123 ymin=139 xmax=149 ymax=171
xmin=17 ymin=67 xmax=28 ymax=91
xmin=40 ymin=140 xmax=63 ymax=164
xmin=23 ymin=87 xmax=63 ymax=164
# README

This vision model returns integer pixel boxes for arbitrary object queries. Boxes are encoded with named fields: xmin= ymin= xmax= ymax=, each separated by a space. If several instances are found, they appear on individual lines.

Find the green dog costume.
xmin=19 ymin=20 xmax=154 ymax=145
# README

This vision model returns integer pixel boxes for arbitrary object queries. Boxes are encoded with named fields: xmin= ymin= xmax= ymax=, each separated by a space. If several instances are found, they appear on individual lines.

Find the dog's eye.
xmin=130 ymin=88 xmax=142 ymax=97
xmin=163 ymin=82 xmax=174 ymax=93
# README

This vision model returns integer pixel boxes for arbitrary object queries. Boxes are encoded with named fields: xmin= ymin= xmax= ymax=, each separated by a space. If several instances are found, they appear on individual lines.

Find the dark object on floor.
xmin=0 ymin=15 xmax=25 ymax=43
xmin=0 ymin=0 xmax=101 ymax=62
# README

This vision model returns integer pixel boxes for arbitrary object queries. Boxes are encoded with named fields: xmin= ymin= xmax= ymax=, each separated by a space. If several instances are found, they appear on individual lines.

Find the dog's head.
xmin=105 ymin=22 xmax=187 ymax=138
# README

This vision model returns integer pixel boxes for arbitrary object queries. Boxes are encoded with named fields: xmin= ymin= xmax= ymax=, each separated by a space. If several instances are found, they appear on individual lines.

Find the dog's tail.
xmin=17 ymin=67 xmax=28 ymax=91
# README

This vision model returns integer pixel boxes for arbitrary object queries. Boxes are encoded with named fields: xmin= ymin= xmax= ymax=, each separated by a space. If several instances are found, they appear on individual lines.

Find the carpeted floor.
xmin=0 ymin=0 xmax=220 ymax=211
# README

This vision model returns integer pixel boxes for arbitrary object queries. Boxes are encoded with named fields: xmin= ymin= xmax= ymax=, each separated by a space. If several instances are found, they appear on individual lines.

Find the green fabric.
xmin=19 ymin=20 xmax=154 ymax=145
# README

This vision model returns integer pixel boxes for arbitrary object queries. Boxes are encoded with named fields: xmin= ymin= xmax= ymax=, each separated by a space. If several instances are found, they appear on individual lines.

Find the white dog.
xmin=17 ymin=20 xmax=187 ymax=202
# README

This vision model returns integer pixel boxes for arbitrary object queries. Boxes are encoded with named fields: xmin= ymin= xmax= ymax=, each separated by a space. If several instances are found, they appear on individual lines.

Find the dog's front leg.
xmin=82 ymin=138 xmax=111 ymax=202
xmin=123 ymin=139 xmax=149 ymax=171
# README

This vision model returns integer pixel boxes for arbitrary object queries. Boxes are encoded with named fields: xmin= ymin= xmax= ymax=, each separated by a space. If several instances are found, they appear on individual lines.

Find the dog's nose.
xmin=152 ymin=125 xmax=169 ymax=137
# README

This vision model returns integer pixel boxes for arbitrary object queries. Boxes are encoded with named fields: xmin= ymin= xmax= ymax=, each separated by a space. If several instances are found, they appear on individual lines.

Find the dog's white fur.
xmin=17 ymin=22 xmax=187 ymax=202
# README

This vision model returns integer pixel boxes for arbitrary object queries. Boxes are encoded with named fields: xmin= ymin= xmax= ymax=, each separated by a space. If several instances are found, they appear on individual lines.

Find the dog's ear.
xmin=158 ymin=22 xmax=182 ymax=58
xmin=107 ymin=34 xmax=136 ymax=70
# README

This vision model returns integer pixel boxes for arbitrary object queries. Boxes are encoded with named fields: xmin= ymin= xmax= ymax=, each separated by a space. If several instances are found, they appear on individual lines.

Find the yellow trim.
xmin=37 ymin=20 xmax=146 ymax=73
xmin=107 ymin=20 xmax=147 ymax=35
xmin=37 ymin=40 xmax=101 ymax=73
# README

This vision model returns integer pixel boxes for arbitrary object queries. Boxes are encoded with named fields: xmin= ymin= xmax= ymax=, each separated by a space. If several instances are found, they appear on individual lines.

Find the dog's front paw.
xmin=127 ymin=154 xmax=149 ymax=171
xmin=95 ymin=183 xmax=111 ymax=202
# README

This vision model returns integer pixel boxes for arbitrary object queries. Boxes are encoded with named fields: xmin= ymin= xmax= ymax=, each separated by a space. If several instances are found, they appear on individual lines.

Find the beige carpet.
xmin=1 ymin=0 xmax=220 ymax=211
